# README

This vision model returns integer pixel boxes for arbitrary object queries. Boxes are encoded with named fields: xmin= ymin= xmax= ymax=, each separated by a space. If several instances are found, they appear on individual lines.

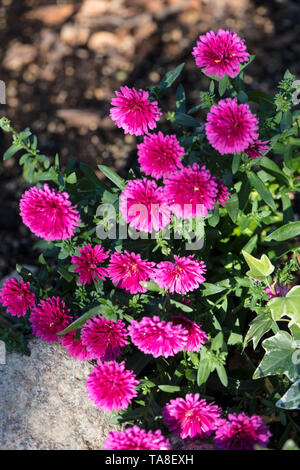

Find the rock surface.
xmin=0 ymin=339 xmax=118 ymax=450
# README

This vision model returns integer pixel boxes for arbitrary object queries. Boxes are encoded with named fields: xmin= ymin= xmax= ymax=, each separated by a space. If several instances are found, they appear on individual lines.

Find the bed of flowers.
xmin=1 ymin=29 xmax=300 ymax=451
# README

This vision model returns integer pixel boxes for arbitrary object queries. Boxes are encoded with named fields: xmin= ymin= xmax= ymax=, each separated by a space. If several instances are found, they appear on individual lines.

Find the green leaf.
xmin=242 ymin=250 xmax=274 ymax=281
xmin=3 ymin=144 xmax=23 ymax=160
xmin=80 ymin=162 xmax=112 ymax=192
xmin=259 ymin=157 xmax=289 ymax=186
xmin=169 ymin=299 xmax=193 ymax=313
xmin=264 ymin=222 xmax=300 ymax=242
xmin=282 ymin=439 xmax=300 ymax=450
xmin=174 ymin=113 xmax=200 ymax=127
xmin=218 ymin=75 xmax=229 ymax=97
xmin=57 ymin=267 xmax=73 ymax=283
xmin=139 ymin=280 xmax=162 ymax=292
xmin=197 ymin=349 xmax=212 ymax=386
xmin=268 ymin=286 xmax=300 ymax=325
xmin=98 ymin=165 xmax=125 ymax=190
xmin=226 ymin=193 xmax=239 ymax=223
xmin=158 ymin=63 xmax=185 ymax=90
xmin=242 ymin=234 xmax=258 ymax=254
xmin=158 ymin=385 xmax=181 ymax=393
xmin=244 ymin=314 xmax=274 ymax=349
xmin=176 ymin=84 xmax=186 ymax=113
xmin=247 ymin=172 xmax=277 ymax=211
xmin=276 ymin=380 xmax=300 ymax=410
xmin=232 ymin=153 xmax=241 ymax=175
xmin=58 ymin=305 xmax=101 ymax=335
xmin=216 ymin=364 xmax=228 ymax=387
xmin=202 ymin=283 xmax=227 ymax=296
xmin=280 ymin=110 xmax=293 ymax=131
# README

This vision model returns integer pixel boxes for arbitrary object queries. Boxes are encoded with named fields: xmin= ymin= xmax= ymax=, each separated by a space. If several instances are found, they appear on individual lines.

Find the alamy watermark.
xmin=0 ymin=340 xmax=6 ymax=365
xmin=0 ymin=80 xmax=6 ymax=104
xmin=292 ymin=80 xmax=300 ymax=106
xmin=292 ymin=340 xmax=300 ymax=366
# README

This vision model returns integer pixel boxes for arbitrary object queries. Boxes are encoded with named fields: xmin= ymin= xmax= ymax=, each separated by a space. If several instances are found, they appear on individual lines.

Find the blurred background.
xmin=0 ymin=0 xmax=300 ymax=278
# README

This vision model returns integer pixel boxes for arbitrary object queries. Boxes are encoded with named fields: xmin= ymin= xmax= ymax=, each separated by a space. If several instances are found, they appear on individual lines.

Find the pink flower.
xmin=71 ymin=244 xmax=110 ymax=285
xmin=128 ymin=316 xmax=188 ymax=358
xmin=214 ymin=413 xmax=271 ymax=450
xmin=244 ymin=139 xmax=270 ymax=159
xmin=162 ymin=393 xmax=222 ymax=439
xmin=0 ymin=277 xmax=35 ymax=317
xmin=151 ymin=255 xmax=206 ymax=294
xmin=171 ymin=315 xmax=208 ymax=352
xmin=60 ymin=331 xmax=95 ymax=361
xmin=105 ymin=426 xmax=170 ymax=450
xmin=163 ymin=164 xmax=222 ymax=218
xmin=206 ymin=98 xmax=259 ymax=155
xmin=137 ymin=132 xmax=184 ymax=179
xmin=108 ymin=250 xmax=155 ymax=294
xmin=85 ymin=360 xmax=139 ymax=412
xmin=80 ymin=315 xmax=128 ymax=361
xmin=110 ymin=86 xmax=162 ymax=136
xmin=265 ymin=283 xmax=288 ymax=299
xmin=212 ymin=176 xmax=230 ymax=207
xmin=20 ymin=184 xmax=81 ymax=241
xmin=30 ymin=296 xmax=72 ymax=342
xmin=192 ymin=29 xmax=249 ymax=79
xmin=120 ymin=178 xmax=171 ymax=232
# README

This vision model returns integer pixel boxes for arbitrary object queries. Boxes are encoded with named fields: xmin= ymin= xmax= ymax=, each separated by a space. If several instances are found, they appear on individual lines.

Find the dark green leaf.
xmin=247 ymin=172 xmax=277 ymax=211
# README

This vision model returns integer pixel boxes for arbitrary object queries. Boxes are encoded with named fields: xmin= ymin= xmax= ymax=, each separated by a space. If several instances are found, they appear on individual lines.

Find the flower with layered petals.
xmin=137 ymin=132 xmax=184 ymax=179
xmin=60 ymin=331 xmax=95 ymax=361
xmin=163 ymin=393 xmax=222 ymax=439
xmin=105 ymin=426 xmax=170 ymax=450
xmin=110 ymin=86 xmax=162 ymax=136
xmin=120 ymin=179 xmax=171 ymax=232
xmin=151 ymin=255 xmax=206 ymax=294
xmin=71 ymin=244 xmax=110 ymax=285
xmin=85 ymin=360 xmax=139 ymax=412
xmin=171 ymin=315 xmax=208 ymax=352
xmin=128 ymin=316 xmax=188 ymax=358
xmin=244 ymin=139 xmax=270 ymax=159
xmin=206 ymin=98 xmax=259 ymax=155
xmin=30 ymin=297 xmax=72 ymax=342
xmin=80 ymin=315 xmax=128 ymax=361
xmin=192 ymin=29 xmax=249 ymax=78
xmin=214 ymin=413 xmax=271 ymax=450
xmin=20 ymin=184 xmax=81 ymax=241
xmin=0 ymin=277 xmax=35 ymax=317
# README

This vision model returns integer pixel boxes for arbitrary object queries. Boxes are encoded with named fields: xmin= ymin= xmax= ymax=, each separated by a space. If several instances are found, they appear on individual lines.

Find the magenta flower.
xmin=85 ymin=360 xmax=139 ymax=412
xmin=120 ymin=178 xmax=171 ymax=232
xmin=0 ymin=277 xmax=35 ymax=317
xmin=110 ymin=86 xmax=162 ymax=136
xmin=128 ymin=316 xmax=188 ymax=358
xmin=151 ymin=255 xmax=206 ymax=294
xmin=20 ymin=184 xmax=80 ymax=241
xmin=206 ymin=98 xmax=259 ymax=155
xmin=30 ymin=296 xmax=72 ymax=343
xmin=162 ymin=393 xmax=222 ymax=439
xmin=80 ymin=315 xmax=128 ymax=361
xmin=214 ymin=413 xmax=271 ymax=450
xmin=108 ymin=250 xmax=155 ymax=294
xmin=192 ymin=29 xmax=249 ymax=79
xmin=212 ymin=176 xmax=231 ymax=207
xmin=137 ymin=132 xmax=184 ymax=179
xmin=244 ymin=139 xmax=270 ymax=159
xmin=171 ymin=315 xmax=208 ymax=352
xmin=163 ymin=164 xmax=224 ymax=218
xmin=60 ymin=331 xmax=95 ymax=361
xmin=265 ymin=283 xmax=288 ymax=299
xmin=71 ymin=243 xmax=110 ymax=285
xmin=105 ymin=426 xmax=170 ymax=450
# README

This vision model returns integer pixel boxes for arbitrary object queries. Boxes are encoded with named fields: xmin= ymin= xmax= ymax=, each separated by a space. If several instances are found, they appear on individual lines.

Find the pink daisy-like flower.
xmin=71 ymin=243 xmax=110 ymax=285
xmin=0 ymin=277 xmax=35 ymax=317
xmin=128 ymin=315 xmax=188 ymax=358
xmin=110 ymin=86 xmax=162 ymax=136
xmin=151 ymin=255 xmax=206 ymax=294
xmin=105 ymin=426 xmax=170 ymax=450
xmin=244 ymin=139 xmax=270 ymax=159
xmin=137 ymin=132 xmax=184 ymax=179
xmin=30 ymin=296 xmax=72 ymax=342
xmin=80 ymin=315 xmax=128 ymax=361
xmin=20 ymin=184 xmax=81 ymax=241
xmin=120 ymin=178 xmax=171 ymax=232
xmin=265 ymin=283 xmax=288 ymax=300
xmin=212 ymin=176 xmax=231 ymax=207
xmin=163 ymin=164 xmax=221 ymax=218
xmin=60 ymin=331 xmax=95 ymax=361
xmin=85 ymin=360 xmax=139 ymax=412
xmin=214 ymin=413 xmax=271 ymax=450
xmin=162 ymin=393 xmax=222 ymax=439
xmin=108 ymin=250 xmax=155 ymax=294
xmin=206 ymin=98 xmax=259 ymax=155
xmin=192 ymin=29 xmax=249 ymax=79
xmin=171 ymin=315 xmax=208 ymax=352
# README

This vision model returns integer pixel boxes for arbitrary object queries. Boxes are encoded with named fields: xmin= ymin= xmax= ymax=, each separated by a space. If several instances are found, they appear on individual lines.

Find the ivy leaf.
xmin=244 ymin=314 xmax=274 ymax=349
xmin=276 ymin=380 xmax=300 ymax=410
xmin=242 ymin=250 xmax=274 ymax=281
xmin=268 ymin=286 xmax=300 ymax=325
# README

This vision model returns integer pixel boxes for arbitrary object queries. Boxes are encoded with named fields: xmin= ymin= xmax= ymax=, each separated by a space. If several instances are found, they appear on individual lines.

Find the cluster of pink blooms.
xmin=30 ymin=296 xmax=72 ymax=343
xmin=105 ymin=426 xmax=170 ymax=450
xmin=0 ymin=277 xmax=35 ymax=317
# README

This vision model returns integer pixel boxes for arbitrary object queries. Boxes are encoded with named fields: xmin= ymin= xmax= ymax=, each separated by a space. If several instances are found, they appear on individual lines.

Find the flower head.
xmin=30 ymin=296 xmax=72 ymax=342
xmin=163 ymin=393 xmax=222 ymax=439
xmin=214 ymin=412 xmax=271 ymax=450
xmin=128 ymin=315 xmax=188 ymax=358
xmin=71 ymin=244 xmax=110 ymax=285
xmin=244 ymin=139 xmax=270 ymax=159
xmin=120 ymin=178 xmax=171 ymax=232
xmin=206 ymin=98 xmax=259 ymax=155
xmin=80 ymin=315 xmax=128 ymax=361
xmin=85 ymin=360 xmax=139 ymax=412
xmin=137 ymin=132 xmax=184 ymax=179
xmin=60 ymin=331 xmax=95 ymax=361
xmin=152 ymin=255 xmax=206 ymax=294
xmin=110 ymin=86 xmax=162 ymax=136
xmin=192 ymin=29 xmax=249 ymax=78
xmin=171 ymin=315 xmax=208 ymax=352
xmin=20 ymin=184 xmax=81 ymax=241
xmin=265 ymin=283 xmax=288 ymax=299
xmin=108 ymin=250 xmax=155 ymax=294
xmin=105 ymin=426 xmax=170 ymax=450
xmin=0 ymin=277 xmax=35 ymax=317
xmin=212 ymin=176 xmax=230 ymax=207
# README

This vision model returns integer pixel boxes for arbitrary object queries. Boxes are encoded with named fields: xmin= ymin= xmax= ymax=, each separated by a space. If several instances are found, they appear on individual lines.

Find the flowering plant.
xmin=1 ymin=29 xmax=300 ymax=450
